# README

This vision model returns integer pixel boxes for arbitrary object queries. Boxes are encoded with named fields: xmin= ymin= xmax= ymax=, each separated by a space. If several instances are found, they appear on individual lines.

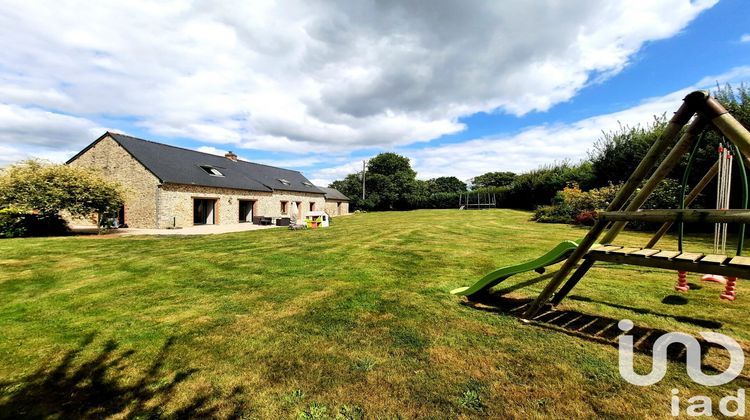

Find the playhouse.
xmin=304 ymin=211 xmax=329 ymax=228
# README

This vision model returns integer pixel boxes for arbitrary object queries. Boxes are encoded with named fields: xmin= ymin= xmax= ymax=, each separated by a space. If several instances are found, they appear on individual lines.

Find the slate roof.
xmin=68 ymin=132 xmax=325 ymax=195
xmin=317 ymin=186 xmax=350 ymax=201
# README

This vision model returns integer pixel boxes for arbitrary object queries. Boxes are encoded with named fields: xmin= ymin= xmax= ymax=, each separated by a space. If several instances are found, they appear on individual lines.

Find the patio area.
xmin=70 ymin=223 xmax=280 ymax=236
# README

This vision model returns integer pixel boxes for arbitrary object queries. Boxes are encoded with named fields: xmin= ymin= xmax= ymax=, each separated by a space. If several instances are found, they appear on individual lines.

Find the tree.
xmin=505 ymin=161 xmax=594 ymax=209
xmin=471 ymin=171 xmax=516 ymax=189
xmin=356 ymin=153 xmax=419 ymax=211
xmin=588 ymin=84 xmax=750 ymax=210
xmin=588 ymin=116 xmax=667 ymax=188
xmin=405 ymin=179 xmax=431 ymax=209
xmin=367 ymin=153 xmax=416 ymax=178
xmin=0 ymin=160 xmax=125 ymax=231
xmin=427 ymin=177 xmax=467 ymax=194
xmin=330 ymin=174 xmax=363 ymax=204
xmin=328 ymin=153 xmax=421 ymax=211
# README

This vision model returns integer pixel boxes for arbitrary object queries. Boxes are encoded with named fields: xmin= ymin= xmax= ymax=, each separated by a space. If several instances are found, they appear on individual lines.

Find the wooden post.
xmin=550 ymin=259 xmax=595 ymax=306
xmin=600 ymin=115 xmax=708 ymax=242
xmin=550 ymin=94 xmax=747 ymax=308
xmin=705 ymin=97 xmax=750 ymax=162
xmin=362 ymin=160 xmax=366 ymax=200
xmin=522 ymin=93 xmax=700 ymax=318
xmin=548 ymin=116 xmax=708 ymax=308
xmin=645 ymin=160 xmax=719 ymax=248
xmin=599 ymin=209 xmax=750 ymax=224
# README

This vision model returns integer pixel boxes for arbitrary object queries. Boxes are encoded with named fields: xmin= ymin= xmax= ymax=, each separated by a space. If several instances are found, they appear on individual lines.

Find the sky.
xmin=0 ymin=0 xmax=749 ymax=186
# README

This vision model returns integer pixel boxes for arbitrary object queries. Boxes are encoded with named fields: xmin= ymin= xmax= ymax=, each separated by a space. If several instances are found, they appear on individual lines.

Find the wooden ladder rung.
xmin=630 ymin=248 xmax=661 ymax=257
xmin=652 ymin=250 xmax=681 ymax=259
xmin=588 ymin=245 xmax=622 ymax=254
xmin=701 ymin=254 xmax=730 ymax=264
xmin=610 ymin=247 xmax=641 ymax=255
xmin=674 ymin=252 xmax=704 ymax=262
xmin=729 ymin=256 xmax=750 ymax=267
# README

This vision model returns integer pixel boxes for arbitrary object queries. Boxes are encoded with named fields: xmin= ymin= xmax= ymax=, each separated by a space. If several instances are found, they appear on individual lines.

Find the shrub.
xmin=0 ymin=207 xmax=69 ymax=238
xmin=533 ymin=179 xmax=684 ymax=229
xmin=532 ymin=183 xmax=618 ymax=224
xmin=505 ymin=162 xmax=594 ymax=209
xmin=533 ymin=205 xmax=574 ymax=224
xmin=0 ymin=160 xmax=124 ymax=236
xmin=560 ymin=183 xmax=618 ymax=214
xmin=0 ymin=207 xmax=29 ymax=238
xmin=574 ymin=210 xmax=598 ymax=226
xmin=642 ymin=178 xmax=682 ymax=210
xmin=627 ymin=178 xmax=683 ymax=231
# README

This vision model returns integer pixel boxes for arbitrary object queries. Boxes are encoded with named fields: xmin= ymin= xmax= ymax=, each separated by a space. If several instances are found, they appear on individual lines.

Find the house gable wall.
xmin=324 ymin=200 xmax=349 ymax=216
xmin=68 ymin=135 xmax=160 ymax=228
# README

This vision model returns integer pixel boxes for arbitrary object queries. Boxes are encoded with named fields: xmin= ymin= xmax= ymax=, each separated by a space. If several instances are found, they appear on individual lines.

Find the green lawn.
xmin=1 ymin=209 xmax=748 ymax=418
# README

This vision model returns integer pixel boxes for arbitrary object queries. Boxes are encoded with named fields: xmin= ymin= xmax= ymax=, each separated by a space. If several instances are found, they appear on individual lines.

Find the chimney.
xmin=225 ymin=151 xmax=238 ymax=161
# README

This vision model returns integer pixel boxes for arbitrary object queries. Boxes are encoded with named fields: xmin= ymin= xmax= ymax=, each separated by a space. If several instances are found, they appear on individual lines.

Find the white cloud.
xmin=309 ymin=66 xmax=750 ymax=184
xmin=0 ymin=104 xmax=104 ymax=167
xmin=695 ymin=65 xmax=750 ymax=87
xmin=741 ymin=34 xmax=750 ymax=43
xmin=309 ymin=161 xmax=366 ymax=186
xmin=409 ymin=66 xmax=750 ymax=180
xmin=0 ymin=0 xmax=716 ymax=155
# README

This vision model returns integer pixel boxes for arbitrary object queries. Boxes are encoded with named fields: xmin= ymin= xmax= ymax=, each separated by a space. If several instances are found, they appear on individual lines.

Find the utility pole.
xmin=361 ymin=160 xmax=366 ymax=200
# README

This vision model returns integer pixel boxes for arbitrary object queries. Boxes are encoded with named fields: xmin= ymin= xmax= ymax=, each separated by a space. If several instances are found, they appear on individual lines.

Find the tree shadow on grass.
xmin=0 ymin=334 xmax=248 ymax=419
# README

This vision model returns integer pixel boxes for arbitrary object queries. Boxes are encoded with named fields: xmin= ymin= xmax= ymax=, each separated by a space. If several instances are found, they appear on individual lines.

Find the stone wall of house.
xmin=158 ymin=184 xmax=326 ymax=227
xmin=158 ymin=184 xmax=270 ymax=228
xmin=68 ymin=135 xmax=160 ymax=228
xmin=69 ymin=134 xmax=328 ymax=229
xmin=265 ymin=191 xmax=327 ymax=222
xmin=324 ymin=200 xmax=350 ymax=216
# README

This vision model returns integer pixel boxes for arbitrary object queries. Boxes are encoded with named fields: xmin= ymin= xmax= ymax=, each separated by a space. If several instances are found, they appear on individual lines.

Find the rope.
xmin=732 ymin=142 xmax=748 ymax=256
xmin=678 ymin=132 xmax=706 ymax=252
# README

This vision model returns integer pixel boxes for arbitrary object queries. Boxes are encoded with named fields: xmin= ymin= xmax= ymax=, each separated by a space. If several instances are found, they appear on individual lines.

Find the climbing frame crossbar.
xmin=585 ymin=246 xmax=750 ymax=279
xmin=599 ymin=209 xmax=750 ymax=224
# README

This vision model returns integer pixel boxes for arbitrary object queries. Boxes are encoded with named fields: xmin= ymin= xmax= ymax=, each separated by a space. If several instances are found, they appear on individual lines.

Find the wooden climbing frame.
xmin=523 ymin=91 xmax=750 ymax=318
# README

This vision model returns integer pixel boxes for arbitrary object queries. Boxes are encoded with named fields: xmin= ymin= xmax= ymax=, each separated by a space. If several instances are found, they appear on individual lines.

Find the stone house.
xmin=67 ymin=132 xmax=349 ymax=228
xmin=317 ymin=187 xmax=350 ymax=216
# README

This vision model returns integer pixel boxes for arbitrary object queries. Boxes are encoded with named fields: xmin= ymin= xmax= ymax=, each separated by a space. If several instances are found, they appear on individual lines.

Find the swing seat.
xmin=701 ymin=274 xmax=728 ymax=284
xmin=585 ymin=245 xmax=750 ymax=279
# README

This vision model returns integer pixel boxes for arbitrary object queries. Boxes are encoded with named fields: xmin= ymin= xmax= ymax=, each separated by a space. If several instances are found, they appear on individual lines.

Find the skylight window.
xmin=278 ymin=178 xmax=291 ymax=185
xmin=302 ymin=181 xmax=313 ymax=187
xmin=200 ymin=165 xmax=224 ymax=177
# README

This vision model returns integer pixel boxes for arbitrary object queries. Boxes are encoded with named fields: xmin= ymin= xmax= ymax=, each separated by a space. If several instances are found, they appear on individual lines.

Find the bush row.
xmin=0 ymin=207 xmax=69 ymax=238
xmin=532 ymin=179 xmax=682 ymax=230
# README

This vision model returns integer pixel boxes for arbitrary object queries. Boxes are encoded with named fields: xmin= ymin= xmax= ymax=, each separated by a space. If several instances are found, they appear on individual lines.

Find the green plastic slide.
xmin=450 ymin=240 xmax=580 ymax=296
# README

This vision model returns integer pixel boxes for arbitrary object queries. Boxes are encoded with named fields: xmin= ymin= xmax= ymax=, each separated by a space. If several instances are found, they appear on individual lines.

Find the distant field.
xmin=1 ymin=209 xmax=748 ymax=418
